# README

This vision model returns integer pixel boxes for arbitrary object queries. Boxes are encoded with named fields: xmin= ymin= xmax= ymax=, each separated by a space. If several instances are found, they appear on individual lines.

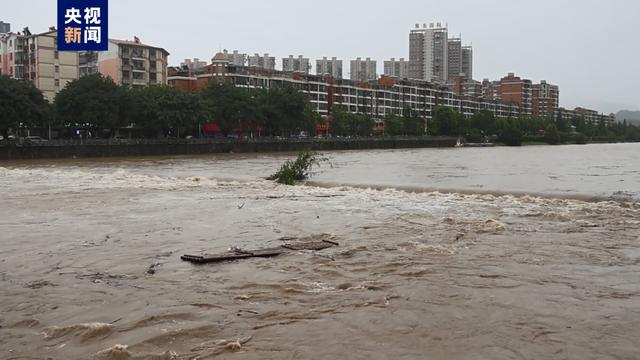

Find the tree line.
xmin=1 ymin=74 xmax=319 ymax=138
xmin=427 ymin=106 xmax=640 ymax=145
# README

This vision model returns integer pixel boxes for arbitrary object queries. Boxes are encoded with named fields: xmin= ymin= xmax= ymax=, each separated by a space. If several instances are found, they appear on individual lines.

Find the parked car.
xmin=0 ymin=135 xmax=4 ymax=141
xmin=23 ymin=136 xmax=47 ymax=143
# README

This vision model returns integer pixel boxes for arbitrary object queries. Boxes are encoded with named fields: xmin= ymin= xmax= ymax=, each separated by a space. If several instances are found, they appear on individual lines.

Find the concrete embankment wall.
xmin=0 ymin=137 xmax=457 ymax=161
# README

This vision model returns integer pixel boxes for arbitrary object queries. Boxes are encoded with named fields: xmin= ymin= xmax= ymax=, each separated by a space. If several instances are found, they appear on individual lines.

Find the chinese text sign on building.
xmin=57 ymin=0 xmax=108 ymax=51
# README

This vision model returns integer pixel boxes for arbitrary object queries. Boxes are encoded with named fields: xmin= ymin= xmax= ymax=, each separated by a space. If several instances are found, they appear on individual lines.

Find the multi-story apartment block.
xmin=447 ymin=37 xmax=461 ymax=82
xmin=409 ymin=22 xmax=448 ymax=83
xmin=247 ymin=53 xmax=275 ymax=70
xmin=532 ymin=80 xmax=559 ymax=119
xmin=557 ymin=107 xmax=615 ymax=127
xmin=223 ymin=50 xmax=246 ymax=67
xmin=0 ymin=21 xmax=10 ymax=34
xmin=168 ymin=59 xmax=520 ymax=125
xmin=282 ymin=55 xmax=310 ymax=74
xmin=498 ymin=73 xmax=533 ymax=115
xmin=80 ymin=38 xmax=169 ymax=87
xmin=78 ymin=51 xmax=98 ymax=77
xmin=452 ymin=77 xmax=482 ymax=98
xmin=481 ymin=78 xmax=500 ymax=100
xmin=316 ymin=57 xmax=342 ymax=79
xmin=350 ymin=57 xmax=377 ymax=82
xmin=1 ymin=27 xmax=79 ymax=102
xmin=461 ymin=45 xmax=473 ymax=80
xmin=383 ymin=58 xmax=409 ymax=79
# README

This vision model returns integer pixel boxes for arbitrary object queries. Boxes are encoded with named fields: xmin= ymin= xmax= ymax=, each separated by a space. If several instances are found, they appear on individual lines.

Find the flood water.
xmin=1 ymin=143 xmax=639 ymax=359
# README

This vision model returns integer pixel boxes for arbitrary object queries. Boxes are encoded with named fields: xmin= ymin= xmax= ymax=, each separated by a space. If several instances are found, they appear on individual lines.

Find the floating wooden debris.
xmin=181 ymin=240 xmax=339 ymax=264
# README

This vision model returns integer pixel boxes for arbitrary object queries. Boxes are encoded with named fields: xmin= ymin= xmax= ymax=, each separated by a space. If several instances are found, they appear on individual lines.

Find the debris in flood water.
xmin=181 ymin=239 xmax=339 ymax=264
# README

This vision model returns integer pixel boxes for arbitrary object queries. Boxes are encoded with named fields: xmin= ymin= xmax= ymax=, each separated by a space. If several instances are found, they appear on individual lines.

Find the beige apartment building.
xmin=80 ymin=38 xmax=169 ymax=87
xmin=1 ymin=28 xmax=79 ymax=102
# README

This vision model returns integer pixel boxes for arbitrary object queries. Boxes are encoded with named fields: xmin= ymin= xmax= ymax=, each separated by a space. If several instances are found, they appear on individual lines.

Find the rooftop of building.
xmin=110 ymin=38 xmax=170 ymax=55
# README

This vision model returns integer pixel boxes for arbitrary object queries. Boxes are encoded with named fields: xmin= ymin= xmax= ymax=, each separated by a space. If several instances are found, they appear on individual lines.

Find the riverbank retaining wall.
xmin=0 ymin=137 xmax=457 ymax=161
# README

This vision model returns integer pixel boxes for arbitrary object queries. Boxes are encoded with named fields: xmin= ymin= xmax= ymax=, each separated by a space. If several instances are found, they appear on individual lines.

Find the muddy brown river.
xmin=1 ymin=144 xmax=639 ymax=359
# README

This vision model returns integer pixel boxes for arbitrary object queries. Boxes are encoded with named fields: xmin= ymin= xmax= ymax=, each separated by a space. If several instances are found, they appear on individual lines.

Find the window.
xmin=55 ymin=65 xmax=59 ymax=73
xmin=54 ymin=79 xmax=60 ymax=87
xmin=54 ymin=51 xmax=59 ymax=60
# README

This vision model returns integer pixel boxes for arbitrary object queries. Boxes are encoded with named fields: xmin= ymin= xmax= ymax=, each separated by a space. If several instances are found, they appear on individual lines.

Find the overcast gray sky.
xmin=4 ymin=0 xmax=639 ymax=113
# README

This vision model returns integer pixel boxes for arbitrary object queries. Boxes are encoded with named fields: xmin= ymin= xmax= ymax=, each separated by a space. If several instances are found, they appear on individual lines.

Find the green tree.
xmin=470 ymin=110 xmax=497 ymax=135
xmin=430 ymin=106 xmax=462 ymax=136
xmin=499 ymin=127 xmax=522 ymax=146
xmin=571 ymin=116 xmax=586 ymax=135
xmin=130 ymin=85 xmax=205 ymax=136
xmin=403 ymin=108 xmax=425 ymax=136
xmin=331 ymin=111 xmax=373 ymax=137
xmin=555 ymin=112 xmax=570 ymax=132
xmin=384 ymin=115 xmax=404 ymax=136
xmin=200 ymin=80 xmax=256 ymax=134
xmin=257 ymin=86 xmax=312 ymax=136
xmin=303 ymin=106 xmax=322 ymax=136
xmin=54 ymin=74 xmax=126 ymax=130
xmin=545 ymin=124 xmax=561 ymax=145
xmin=0 ymin=75 xmax=51 ymax=133
xmin=574 ymin=132 xmax=587 ymax=144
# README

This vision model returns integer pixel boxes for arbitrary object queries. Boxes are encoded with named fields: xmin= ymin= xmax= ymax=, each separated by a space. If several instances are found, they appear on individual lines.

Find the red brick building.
xmin=498 ymin=73 xmax=533 ymax=115
xmin=532 ymin=80 xmax=559 ymax=119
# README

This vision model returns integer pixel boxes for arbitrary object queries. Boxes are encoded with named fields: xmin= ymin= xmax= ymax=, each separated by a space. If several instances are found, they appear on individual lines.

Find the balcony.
xmin=131 ymin=50 xmax=145 ymax=59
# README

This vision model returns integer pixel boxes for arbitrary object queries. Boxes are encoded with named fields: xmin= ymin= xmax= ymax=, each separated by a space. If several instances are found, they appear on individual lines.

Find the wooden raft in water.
xmin=181 ymin=240 xmax=339 ymax=264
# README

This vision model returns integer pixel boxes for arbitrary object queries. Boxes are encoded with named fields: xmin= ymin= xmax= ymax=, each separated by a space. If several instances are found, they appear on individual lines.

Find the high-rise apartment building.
xmin=248 ymin=53 xmax=275 ymax=70
xmin=80 ymin=38 xmax=169 ymax=87
xmin=282 ymin=55 xmax=310 ymax=74
xmin=447 ymin=37 xmax=461 ymax=82
xmin=350 ymin=57 xmax=377 ymax=82
xmin=384 ymin=58 xmax=409 ymax=79
xmin=316 ymin=57 xmax=342 ymax=79
xmin=461 ymin=46 xmax=473 ymax=80
xmin=223 ymin=50 xmax=246 ymax=67
xmin=0 ymin=21 xmax=10 ymax=34
xmin=1 ymin=28 xmax=79 ymax=102
xmin=409 ymin=22 xmax=448 ymax=83
xmin=498 ymin=73 xmax=533 ymax=115
xmin=532 ymin=80 xmax=559 ymax=119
